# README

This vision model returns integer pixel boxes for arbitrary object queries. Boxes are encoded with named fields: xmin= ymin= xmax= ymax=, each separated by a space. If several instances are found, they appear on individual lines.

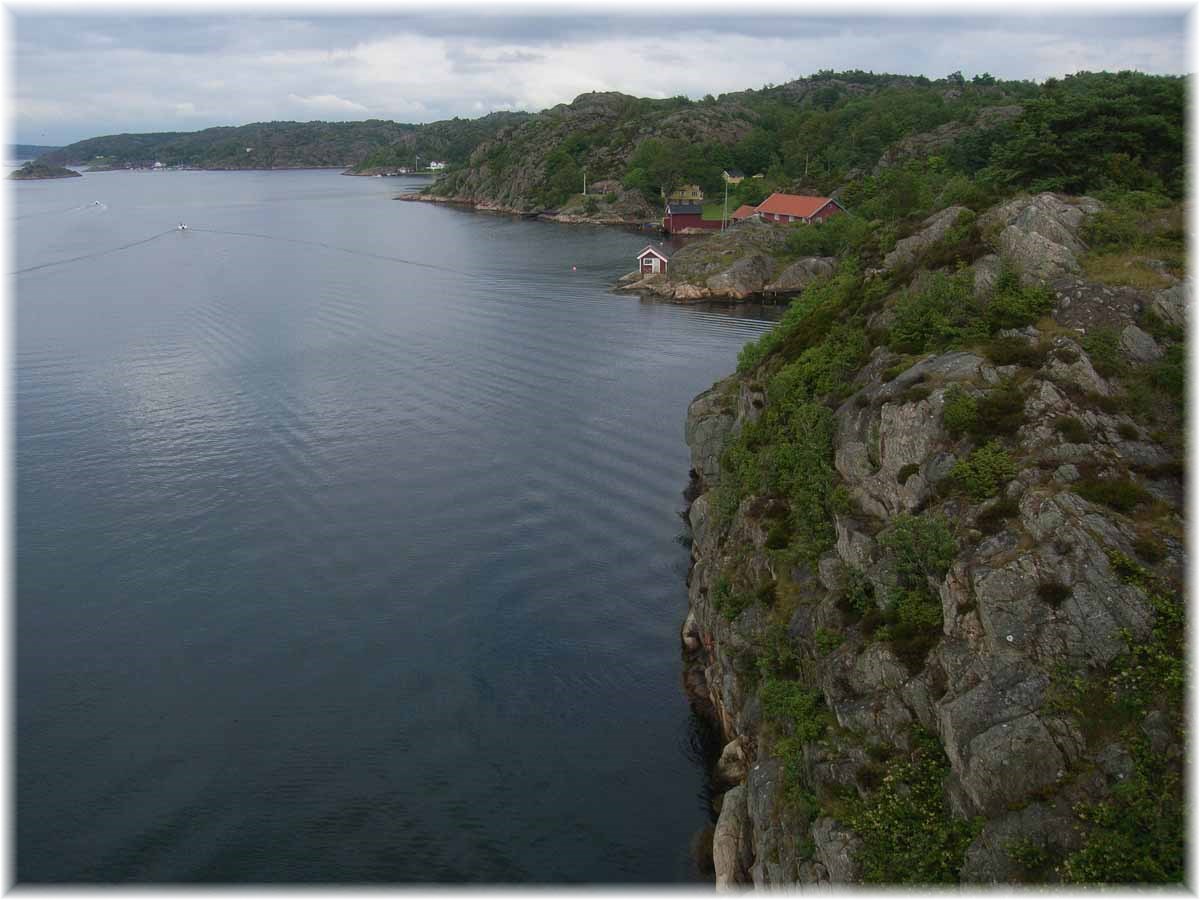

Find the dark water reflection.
xmin=15 ymin=170 xmax=773 ymax=882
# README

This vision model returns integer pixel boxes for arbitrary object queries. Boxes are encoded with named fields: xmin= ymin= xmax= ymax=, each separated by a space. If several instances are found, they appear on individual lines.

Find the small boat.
xmin=177 ymin=223 xmax=188 ymax=231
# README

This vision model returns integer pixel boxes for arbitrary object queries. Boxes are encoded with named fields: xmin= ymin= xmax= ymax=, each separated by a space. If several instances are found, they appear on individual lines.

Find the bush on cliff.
xmin=950 ymin=441 xmax=1019 ymax=500
xmin=846 ymin=730 xmax=980 ymax=883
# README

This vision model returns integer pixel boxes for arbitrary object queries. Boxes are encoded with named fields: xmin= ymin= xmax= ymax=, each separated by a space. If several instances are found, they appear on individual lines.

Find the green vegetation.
xmin=862 ymin=515 xmax=956 ymax=671
xmin=941 ymin=386 xmax=978 ymax=437
xmin=847 ymin=731 xmax=980 ymax=883
xmin=761 ymin=679 xmax=827 ymax=742
xmin=1052 ymin=553 xmax=1184 ymax=883
xmin=39 ymin=113 xmax=531 ymax=171
xmin=888 ymin=265 xmax=1053 ymax=355
xmin=951 ymin=441 xmax=1019 ymax=499
xmin=1075 ymin=476 xmax=1150 ymax=513
xmin=1081 ymin=327 xmax=1124 ymax=378
xmin=9 ymin=161 xmax=80 ymax=180
xmin=814 ymin=628 xmax=844 ymax=656
xmin=1055 ymin=416 xmax=1089 ymax=444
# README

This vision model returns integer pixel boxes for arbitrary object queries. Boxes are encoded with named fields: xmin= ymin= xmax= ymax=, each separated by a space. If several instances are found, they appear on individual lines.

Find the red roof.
xmin=731 ymin=204 xmax=758 ymax=220
xmin=755 ymin=193 xmax=838 ymax=219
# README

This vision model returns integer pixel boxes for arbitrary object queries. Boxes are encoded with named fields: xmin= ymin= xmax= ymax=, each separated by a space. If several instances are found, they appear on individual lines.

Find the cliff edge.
xmin=681 ymin=192 xmax=1185 ymax=886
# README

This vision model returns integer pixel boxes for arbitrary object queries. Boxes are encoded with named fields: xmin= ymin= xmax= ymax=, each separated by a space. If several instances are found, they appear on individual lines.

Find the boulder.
xmin=706 ymin=253 xmax=775 ymax=299
xmin=713 ymin=784 xmax=752 ymax=890
xmin=1151 ymin=280 xmax=1188 ymax=328
xmin=883 ymin=206 xmax=971 ymax=271
xmin=1119 ymin=324 xmax=1163 ymax=363
xmin=765 ymin=256 xmax=836 ymax=293
xmin=715 ymin=738 xmax=748 ymax=785
xmin=981 ymin=193 xmax=1102 ymax=285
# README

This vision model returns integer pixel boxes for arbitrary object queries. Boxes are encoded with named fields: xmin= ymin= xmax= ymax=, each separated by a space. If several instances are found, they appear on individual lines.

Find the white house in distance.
xmin=636 ymin=245 xmax=670 ymax=275
xmin=428 ymin=160 xmax=447 ymax=171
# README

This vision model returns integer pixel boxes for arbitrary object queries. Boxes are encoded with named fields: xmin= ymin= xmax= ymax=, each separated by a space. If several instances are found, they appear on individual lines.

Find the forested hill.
xmin=427 ymin=70 xmax=1186 ymax=214
xmin=12 ymin=144 xmax=61 ymax=159
xmin=34 ymin=112 xmax=529 ymax=171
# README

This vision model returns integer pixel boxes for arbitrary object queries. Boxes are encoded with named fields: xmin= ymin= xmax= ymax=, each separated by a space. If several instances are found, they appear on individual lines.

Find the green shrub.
xmin=1075 ymin=476 xmax=1150 ymax=513
xmin=874 ymin=589 xmax=945 ymax=672
xmin=712 ymin=574 xmax=755 ymax=620
xmin=951 ymin=441 xmax=1019 ymax=500
xmin=847 ymin=731 xmax=980 ymax=883
xmin=814 ymin=628 xmax=844 ymax=656
xmin=888 ymin=269 xmax=981 ymax=353
xmin=984 ymin=266 xmax=1055 ymax=331
xmin=942 ymin=385 xmax=978 ymax=436
xmin=897 ymin=383 xmax=933 ymax=405
xmin=971 ymin=381 xmax=1026 ymax=439
xmin=1150 ymin=344 xmax=1184 ymax=404
xmin=1133 ymin=534 xmax=1167 ymax=564
xmin=984 ymin=335 xmax=1045 ymax=368
xmin=1117 ymin=422 xmax=1140 ymax=441
xmin=1055 ymin=416 xmax=1089 ymax=444
xmin=755 ymin=622 xmax=801 ymax=680
xmin=975 ymin=496 xmax=1020 ymax=535
xmin=765 ymin=521 xmax=791 ymax=549
xmin=1082 ymin=327 xmax=1124 ymax=378
xmin=839 ymin=567 xmax=876 ymax=620
xmin=880 ymin=515 xmax=957 ymax=588
xmin=784 ymin=212 xmax=873 ymax=257
xmin=760 ymin=679 xmax=826 ymax=742
xmin=602 ymin=191 xmax=618 ymax=203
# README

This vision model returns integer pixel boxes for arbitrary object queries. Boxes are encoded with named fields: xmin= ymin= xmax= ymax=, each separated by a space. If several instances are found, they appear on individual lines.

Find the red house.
xmin=636 ymin=244 xmax=670 ymax=275
xmin=730 ymin=204 xmax=758 ymax=223
xmin=754 ymin=193 xmax=845 ymax=224
xmin=663 ymin=201 xmax=722 ymax=234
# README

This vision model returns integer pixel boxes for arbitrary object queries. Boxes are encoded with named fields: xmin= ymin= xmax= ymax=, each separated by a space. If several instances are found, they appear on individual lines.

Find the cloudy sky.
xmin=10 ymin=6 xmax=1191 ymax=146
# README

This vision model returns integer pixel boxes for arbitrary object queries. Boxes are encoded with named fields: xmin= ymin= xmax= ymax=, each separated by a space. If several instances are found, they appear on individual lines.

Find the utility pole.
xmin=723 ymin=178 xmax=729 ymax=232
xmin=583 ymin=167 xmax=587 ymax=195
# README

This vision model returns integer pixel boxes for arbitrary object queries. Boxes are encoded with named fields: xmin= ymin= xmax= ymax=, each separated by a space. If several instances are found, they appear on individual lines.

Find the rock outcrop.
xmin=680 ymin=191 xmax=1184 ymax=887
xmin=616 ymin=222 xmax=832 ymax=302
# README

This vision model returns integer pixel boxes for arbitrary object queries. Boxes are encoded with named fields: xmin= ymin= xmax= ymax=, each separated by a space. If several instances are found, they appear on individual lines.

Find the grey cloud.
xmin=11 ymin=12 xmax=1188 ymax=146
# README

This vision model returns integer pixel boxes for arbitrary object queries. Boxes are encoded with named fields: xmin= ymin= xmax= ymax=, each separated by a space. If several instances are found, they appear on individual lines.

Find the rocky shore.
xmin=398 ymin=177 xmax=659 ymax=228
xmin=678 ymin=193 xmax=1186 ymax=886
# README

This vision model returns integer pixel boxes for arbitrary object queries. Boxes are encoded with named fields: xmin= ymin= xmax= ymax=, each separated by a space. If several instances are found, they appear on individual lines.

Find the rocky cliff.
xmin=680 ymin=193 xmax=1185 ymax=886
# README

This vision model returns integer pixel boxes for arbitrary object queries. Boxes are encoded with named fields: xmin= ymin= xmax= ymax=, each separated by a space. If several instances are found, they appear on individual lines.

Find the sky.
xmin=8 ymin=5 xmax=1193 ymax=147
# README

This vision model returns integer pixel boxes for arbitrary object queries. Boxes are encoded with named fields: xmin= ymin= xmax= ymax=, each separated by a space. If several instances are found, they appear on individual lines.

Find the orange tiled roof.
xmin=731 ymin=204 xmax=758 ymax=220
xmin=755 ymin=193 xmax=837 ymax=219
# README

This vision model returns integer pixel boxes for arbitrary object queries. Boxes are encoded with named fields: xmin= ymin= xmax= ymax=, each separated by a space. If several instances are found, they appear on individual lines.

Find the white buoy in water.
xmin=178 ymin=223 xmax=188 ymax=231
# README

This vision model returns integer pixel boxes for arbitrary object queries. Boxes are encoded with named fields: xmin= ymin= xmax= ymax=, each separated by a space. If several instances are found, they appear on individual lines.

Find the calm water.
xmin=14 ymin=170 xmax=772 ymax=882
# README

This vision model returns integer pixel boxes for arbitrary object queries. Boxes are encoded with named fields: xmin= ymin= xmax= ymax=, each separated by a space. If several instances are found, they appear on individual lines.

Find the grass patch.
xmin=1081 ymin=252 xmax=1175 ymax=290
xmin=1075 ymin=476 xmax=1151 ymax=513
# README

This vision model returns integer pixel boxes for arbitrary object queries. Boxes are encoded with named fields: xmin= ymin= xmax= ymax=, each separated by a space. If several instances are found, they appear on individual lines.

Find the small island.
xmin=9 ymin=161 xmax=82 ymax=180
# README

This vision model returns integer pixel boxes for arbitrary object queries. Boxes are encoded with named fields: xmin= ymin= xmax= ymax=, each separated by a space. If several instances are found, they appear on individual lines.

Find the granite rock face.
xmin=883 ymin=205 xmax=971 ymax=271
xmin=680 ymin=194 xmax=1183 ymax=887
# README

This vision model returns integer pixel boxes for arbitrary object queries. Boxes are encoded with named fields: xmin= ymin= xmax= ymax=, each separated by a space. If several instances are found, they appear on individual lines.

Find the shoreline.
xmin=396 ymin=191 xmax=660 ymax=230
